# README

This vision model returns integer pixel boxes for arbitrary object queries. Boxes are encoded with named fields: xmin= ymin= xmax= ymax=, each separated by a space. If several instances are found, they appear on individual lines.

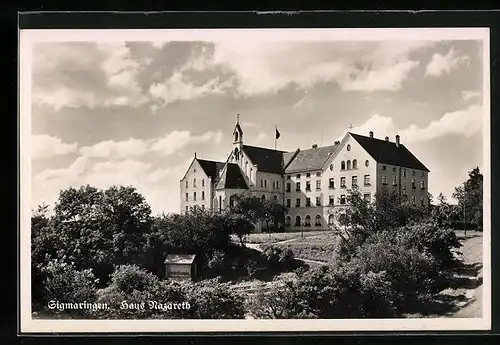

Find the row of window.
xmin=260 ymin=179 xmax=280 ymax=189
xmin=381 ymin=175 xmax=425 ymax=190
xmin=287 ymin=171 xmax=322 ymax=179
xmin=185 ymin=191 xmax=205 ymax=202
xmin=185 ymin=204 xmax=206 ymax=212
xmin=285 ymin=193 xmax=371 ymax=208
xmin=286 ymin=175 xmax=372 ymax=192
xmin=340 ymin=159 xmax=368 ymax=171
xmin=285 ymin=214 xmax=323 ymax=227
xmin=185 ymin=178 xmax=205 ymax=189
xmin=382 ymin=165 xmax=425 ymax=178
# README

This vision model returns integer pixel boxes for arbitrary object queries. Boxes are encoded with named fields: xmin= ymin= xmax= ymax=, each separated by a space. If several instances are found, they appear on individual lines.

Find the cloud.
xmin=462 ymin=90 xmax=481 ymax=102
xmin=150 ymin=130 xmax=223 ymax=156
xmin=32 ymin=156 xmax=191 ymax=215
xmin=342 ymin=60 xmax=420 ymax=92
xmin=241 ymin=122 xmax=260 ymax=128
xmin=350 ymin=104 xmax=483 ymax=143
xmin=425 ymin=48 xmax=469 ymax=77
xmin=291 ymin=95 xmax=311 ymax=109
xmin=80 ymin=138 xmax=149 ymax=159
xmin=255 ymin=131 xmax=268 ymax=143
xmin=31 ymin=134 xmax=78 ymax=159
xmin=32 ymin=42 xmax=147 ymax=110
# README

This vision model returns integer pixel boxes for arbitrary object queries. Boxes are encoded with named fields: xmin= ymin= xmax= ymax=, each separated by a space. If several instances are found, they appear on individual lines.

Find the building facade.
xmin=180 ymin=119 xmax=430 ymax=232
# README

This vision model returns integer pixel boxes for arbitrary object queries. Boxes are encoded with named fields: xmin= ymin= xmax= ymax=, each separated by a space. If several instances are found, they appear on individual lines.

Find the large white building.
xmin=180 ymin=118 xmax=430 ymax=231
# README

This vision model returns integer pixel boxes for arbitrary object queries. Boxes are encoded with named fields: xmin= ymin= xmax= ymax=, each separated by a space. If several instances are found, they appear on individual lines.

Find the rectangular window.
xmin=286 ymin=183 xmax=291 ymax=193
xmin=382 ymin=165 xmax=387 ymax=171
xmin=306 ymin=198 xmax=311 ymax=207
xmin=316 ymin=180 xmax=321 ymax=190
xmin=306 ymin=172 xmax=311 ymax=178
xmin=421 ymin=198 xmax=425 ymax=206
xmin=193 ymin=192 xmax=197 ymax=201
xmin=421 ymin=171 xmax=425 ymax=177
xmin=287 ymin=175 xmax=291 ymax=179
xmin=412 ymin=178 xmax=416 ymax=189
xmin=363 ymin=193 xmax=371 ymax=201
xmin=185 ymin=193 xmax=189 ymax=201
xmin=403 ymin=186 xmax=407 ymax=195
xmin=296 ymin=174 xmax=301 ymax=179
xmin=316 ymin=172 xmax=321 ymax=177
xmin=193 ymin=178 xmax=196 ymax=188
xmin=260 ymin=179 xmax=263 ymax=188
xmin=185 ymin=180 xmax=188 ymax=188
xmin=329 ymin=196 xmax=334 ymax=206
xmin=296 ymin=182 xmax=301 ymax=191
xmin=382 ymin=175 xmax=387 ymax=185
xmin=306 ymin=181 xmax=311 ymax=191
xmin=412 ymin=196 xmax=416 ymax=204
xmin=340 ymin=195 xmax=346 ymax=205
xmin=316 ymin=197 xmax=321 ymax=206
xmin=329 ymin=178 xmax=335 ymax=189
xmin=185 ymin=205 xmax=188 ymax=212
xmin=403 ymin=169 xmax=407 ymax=178
xmin=364 ymin=174 xmax=370 ymax=186
xmin=202 ymin=204 xmax=205 ymax=210
xmin=264 ymin=180 xmax=267 ymax=188
xmin=392 ymin=167 xmax=397 ymax=173
xmin=202 ymin=191 xmax=205 ymax=200
xmin=420 ymin=180 xmax=425 ymax=189
xmin=340 ymin=177 xmax=346 ymax=188
xmin=352 ymin=176 xmax=358 ymax=187
xmin=202 ymin=179 xmax=205 ymax=187
xmin=286 ymin=199 xmax=291 ymax=208
xmin=412 ymin=170 xmax=416 ymax=176
xmin=276 ymin=181 xmax=280 ymax=189
xmin=296 ymin=198 xmax=301 ymax=207
xmin=392 ymin=176 xmax=397 ymax=186
xmin=272 ymin=181 xmax=275 ymax=189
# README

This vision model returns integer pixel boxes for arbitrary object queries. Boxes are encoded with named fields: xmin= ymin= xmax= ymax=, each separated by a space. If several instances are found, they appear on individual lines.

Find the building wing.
xmin=284 ymin=144 xmax=338 ymax=174
xmin=196 ymin=159 xmax=226 ymax=183
xmin=242 ymin=145 xmax=287 ymax=174
xmin=349 ymin=133 xmax=430 ymax=172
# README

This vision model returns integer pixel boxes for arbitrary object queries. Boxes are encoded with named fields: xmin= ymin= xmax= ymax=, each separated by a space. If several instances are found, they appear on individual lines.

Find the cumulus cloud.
xmin=80 ymin=138 xmax=149 ymax=159
xmin=350 ymin=104 xmax=483 ymax=143
xmin=462 ymin=90 xmax=481 ymax=102
xmin=150 ymin=130 xmax=223 ymax=156
xmin=255 ymin=131 xmax=268 ymax=144
xmin=425 ymin=48 xmax=469 ymax=77
xmin=32 ymin=156 xmax=191 ymax=215
xmin=31 ymin=134 xmax=78 ymax=159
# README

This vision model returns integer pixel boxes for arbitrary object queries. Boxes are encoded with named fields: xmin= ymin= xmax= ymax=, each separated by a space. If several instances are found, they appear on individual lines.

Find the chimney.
xmin=312 ymin=144 xmax=318 ymax=148
xmin=395 ymin=135 xmax=400 ymax=147
xmin=385 ymin=136 xmax=389 ymax=142
xmin=194 ymin=152 xmax=197 ymax=158
xmin=369 ymin=131 xmax=373 ymax=138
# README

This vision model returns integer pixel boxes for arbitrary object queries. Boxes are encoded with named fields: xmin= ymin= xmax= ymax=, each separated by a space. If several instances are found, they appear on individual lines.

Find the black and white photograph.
xmin=19 ymin=27 xmax=491 ymax=333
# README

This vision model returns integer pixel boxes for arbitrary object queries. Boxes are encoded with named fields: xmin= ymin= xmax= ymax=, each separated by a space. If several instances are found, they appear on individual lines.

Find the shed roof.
xmin=164 ymin=254 xmax=196 ymax=264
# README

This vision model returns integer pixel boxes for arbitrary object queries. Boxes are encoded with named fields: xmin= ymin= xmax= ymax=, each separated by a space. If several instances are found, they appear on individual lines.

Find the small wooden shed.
xmin=164 ymin=254 xmax=197 ymax=281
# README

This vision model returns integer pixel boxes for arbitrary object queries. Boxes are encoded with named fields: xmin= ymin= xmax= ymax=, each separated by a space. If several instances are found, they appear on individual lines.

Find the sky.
xmin=27 ymin=31 xmax=486 ymax=215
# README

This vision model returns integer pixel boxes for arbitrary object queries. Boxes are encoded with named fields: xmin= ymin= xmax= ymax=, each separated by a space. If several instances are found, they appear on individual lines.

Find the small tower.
xmin=232 ymin=114 xmax=243 ymax=162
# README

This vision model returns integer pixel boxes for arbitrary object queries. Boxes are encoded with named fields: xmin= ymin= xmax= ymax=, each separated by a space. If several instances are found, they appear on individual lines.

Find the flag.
xmin=275 ymin=128 xmax=281 ymax=140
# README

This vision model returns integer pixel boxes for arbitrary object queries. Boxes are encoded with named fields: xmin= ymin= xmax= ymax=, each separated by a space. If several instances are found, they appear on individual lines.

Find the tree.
xmin=261 ymin=199 xmax=288 ymax=233
xmin=222 ymin=212 xmax=254 ymax=246
xmin=452 ymin=167 xmax=483 ymax=230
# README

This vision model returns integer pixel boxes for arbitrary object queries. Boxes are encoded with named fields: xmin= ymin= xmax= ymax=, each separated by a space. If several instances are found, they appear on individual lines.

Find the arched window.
xmin=234 ymin=148 xmax=240 ymax=160
xmin=261 ymin=194 xmax=266 ymax=201
xmin=341 ymin=161 xmax=346 ymax=170
xmin=235 ymin=131 xmax=239 ymax=142
xmin=353 ymin=159 xmax=358 ymax=169
xmin=315 ymin=215 xmax=322 ymax=226
xmin=305 ymin=215 xmax=311 ymax=227
xmin=286 ymin=216 xmax=292 ymax=227
xmin=295 ymin=215 xmax=301 ymax=226
xmin=365 ymin=160 xmax=369 ymax=167
xmin=328 ymin=214 xmax=335 ymax=225
xmin=347 ymin=160 xmax=351 ymax=170
xmin=273 ymin=195 xmax=278 ymax=202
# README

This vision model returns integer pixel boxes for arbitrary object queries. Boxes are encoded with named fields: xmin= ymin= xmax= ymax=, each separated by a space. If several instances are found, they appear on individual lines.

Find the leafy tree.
xmin=452 ymin=167 xmax=483 ymax=230
xmin=222 ymin=212 xmax=254 ymax=246
xmin=261 ymin=199 xmax=288 ymax=233
xmin=230 ymin=193 xmax=265 ymax=224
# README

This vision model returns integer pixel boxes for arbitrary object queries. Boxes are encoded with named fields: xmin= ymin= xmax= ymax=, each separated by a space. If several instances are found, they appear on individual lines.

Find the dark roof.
xmin=197 ymin=159 xmax=226 ymax=182
xmin=349 ymin=133 xmax=430 ymax=171
xmin=215 ymin=163 xmax=249 ymax=190
xmin=242 ymin=145 xmax=286 ymax=174
xmin=164 ymin=254 xmax=196 ymax=264
xmin=284 ymin=145 xmax=338 ymax=174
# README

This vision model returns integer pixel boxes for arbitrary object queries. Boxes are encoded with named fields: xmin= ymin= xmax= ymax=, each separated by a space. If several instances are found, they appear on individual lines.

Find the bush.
xmin=261 ymin=245 xmax=296 ymax=270
xmin=40 ymin=259 xmax=98 ymax=317
xmin=186 ymin=279 xmax=246 ymax=319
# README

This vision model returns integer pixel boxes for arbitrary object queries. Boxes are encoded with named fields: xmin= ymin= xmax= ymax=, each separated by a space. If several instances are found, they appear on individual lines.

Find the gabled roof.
xmin=284 ymin=144 xmax=338 ymax=174
xmin=215 ymin=163 xmax=249 ymax=190
xmin=349 ymin=133 xmax=430 ymax=172
xmin=242 ymin=145 xmax=287 ymax=174
xmin=197 ymin=159 xmax=226 ymax=182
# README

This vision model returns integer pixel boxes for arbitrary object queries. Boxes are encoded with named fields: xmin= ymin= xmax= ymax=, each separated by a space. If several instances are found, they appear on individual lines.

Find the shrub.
xmin=186 ymin=279 xmax=246 ymax=319
xmin=40 ymin=259 xmax=98 ymax=317
xmin=261 ymin=245 xmax=296 ymax=270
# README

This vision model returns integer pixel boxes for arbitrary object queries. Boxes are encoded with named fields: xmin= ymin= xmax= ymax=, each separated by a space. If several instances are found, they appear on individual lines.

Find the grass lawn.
xmin=235 ymin=230 xmax=329 ymax=245
xmin=273 ymin=232 xmax=340 ymax=263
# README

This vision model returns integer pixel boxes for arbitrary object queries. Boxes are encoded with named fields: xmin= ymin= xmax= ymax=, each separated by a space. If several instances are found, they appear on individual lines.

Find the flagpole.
xmin=275 ymin=125 xmax=277 ymax=151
